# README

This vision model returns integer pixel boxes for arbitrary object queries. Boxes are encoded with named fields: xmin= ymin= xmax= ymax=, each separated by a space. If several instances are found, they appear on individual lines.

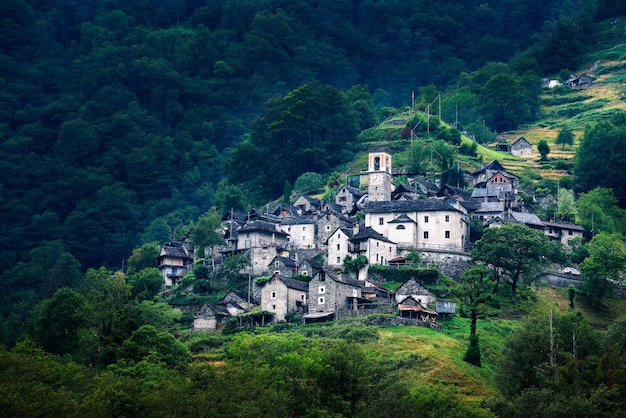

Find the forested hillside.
xmin=2 ymin=0 xmax=613 ymax=268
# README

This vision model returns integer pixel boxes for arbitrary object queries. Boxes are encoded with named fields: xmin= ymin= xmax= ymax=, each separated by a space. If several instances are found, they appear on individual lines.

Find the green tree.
xmin=343 ymin=254 xmax=368 ymax=280
xmin=29 ymin=288 xmax=88 ymax=356
xmin=214 ymin=179 xmax=247 ymax=215
xmin=480 ymin=72 xmax=531 ymax=131
xmin=294 ymin=172 xmax=324 ymax=193
xmin=127 ymin=267 xmax=163 ymax=302
xmin=471 ymin=223 xmax=553 ymax=303
xmin=575 ymin=116 xmax=626 ymax=205
xmin=580 ymin=232 xmax=626 ymax=308
xmin=556 ymin=188 xmax=577 ymax=223
xmin=117 ymin=325 xmax=191 ymax=367
xmin=576 ymin=187 xmax=626 ymax=238
xmin=453 ymin=265 xmax=497 ymax=367
xmin=537 ymin=139 xmax=550 ymax=161
xmin=190 ymin=207 xmax=226 ymax=274
xmin=555 ymin=127 xmax=575 ymax=149
xmin=126 ymin=242 xmax=160 ymax=275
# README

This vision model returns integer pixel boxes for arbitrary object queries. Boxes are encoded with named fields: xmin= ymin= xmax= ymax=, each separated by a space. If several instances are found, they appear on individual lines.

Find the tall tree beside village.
xmin=453 ymin=265 xmax=497 ymax=367
xmin=190 ymin=207 xmax=226 ymax=274
xmin=575 ymin=114 xmax=626 ymax=205
xmin=471 ymin=223 xmax=553 ymax=304
xmin=580 ymin=232 xmax=626 ymax=308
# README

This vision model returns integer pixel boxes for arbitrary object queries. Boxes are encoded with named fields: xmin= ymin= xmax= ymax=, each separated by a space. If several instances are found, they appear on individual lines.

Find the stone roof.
xmin=271 ymin=255 xmax=297 ymax=268
xmin=476 ymin=202 xmax=504 ymax=213
xmin=160 ymin=241 xmax=192 ymax=258
xmin=340 ymin=184 xmax=365 ymax=197
xmin=470 ymin=160 xmax=506 ymax=175
xmin=387 ymin=213 xmax=416 ymax=224
xmin=280 ymin=215 xmax=316 ymax=226
xmin=326 ymin=270 xmax=363 ymax=288
xmin=510 ymin=212 xmax=544 ymax=227
xmin=239 ymin=220 xmax=288 ymax=235
xmin=270 ymin=275 xmax=309 ymax=292
xmin=471 ymin=188 xmax=502 ymax=198
xmin=350 ymin=226 xmax=394 ymax=243
xmin=363 ymin=199 xmax=460 ymax=214
xmin=542 ymin=221 xmax=585 ymax=231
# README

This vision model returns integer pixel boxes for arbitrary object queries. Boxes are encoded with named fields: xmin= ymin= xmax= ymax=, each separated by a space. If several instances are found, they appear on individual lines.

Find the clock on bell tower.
xmin=368 ymin=151 xmax=392 ymax=202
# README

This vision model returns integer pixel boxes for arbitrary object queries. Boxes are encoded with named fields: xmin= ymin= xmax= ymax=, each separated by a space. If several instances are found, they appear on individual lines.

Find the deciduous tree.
xmin=580 ymin=232 xmax=626 ymax=308
xmin=471 ymin=223 xmax=553 ymax=303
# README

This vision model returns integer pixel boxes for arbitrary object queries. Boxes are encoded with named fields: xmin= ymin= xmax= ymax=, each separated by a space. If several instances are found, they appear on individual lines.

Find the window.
xmin=445 ymin=231 xmax=451 ymax=239
xmin=302 ymin=226 xmax=306 ymax=231
xmin=302 ymin=236 xmax=306 ymax=242
xmin=336 ymin=243 xmax=340 ymax=250
xmin=424 ymin=216 xmax=429 ymax=223
xmin=302 ymin=271 xmax=307 ymax=276
xmin=319 ymin=286 xmax=325 ymax=294
xmin=339 ymin=196 xmax=346 ymax=202
xmin=396 ymin=225 xmax=405 ymax=230
xmin=376 ymin=241 xmax=379 ymax=247
xmin=376 ymin=254 xmax=379 ymax=262
xmin=301 ymin=294 xmax=306 ymax=301
xmin=352 ymin=289 xmax=358 ymax=297
xmin=262 ymin=251 xmax=267 ymax=259
xmin=272 ymin=304 xmax=276 ymax=310
xmin=379 ymin=217 xmax=384 ymax=225
xmin=423 ymin=231 xmax=429 ymax=239
xmin=271 ymin=291 xmax=276 ymax=300
xmin=336 ymin=257 xmax=340 ymax=264
xmin=318 ymin=296 xmax=325 ymax=305
xmin=568 ymin=230 xmax=573 ymax=236
xmin=445 ymin=215 xmax=450 ymax=222
xmin=326 ymin=225 xmax=331 ymax=231
xmin=275 ymin=261 xmax=280 ymax=268
xmin=320 ymin=271 xmax=326 ymax=282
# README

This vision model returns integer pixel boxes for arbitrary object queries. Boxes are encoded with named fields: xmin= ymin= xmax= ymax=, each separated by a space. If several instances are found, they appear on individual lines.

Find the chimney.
xmin=353 ymin=223 xmax=360 ymax=235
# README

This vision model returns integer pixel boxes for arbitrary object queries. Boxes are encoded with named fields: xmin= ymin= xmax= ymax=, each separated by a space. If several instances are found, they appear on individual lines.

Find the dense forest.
xmin=2 ymin=0 xmax=618 ymax=270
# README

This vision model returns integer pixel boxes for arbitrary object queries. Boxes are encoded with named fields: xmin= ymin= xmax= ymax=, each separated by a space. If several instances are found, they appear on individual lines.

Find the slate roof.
xmin=437 ymin=184 xmax=472 ymax=200
xmin=270 ymin=275 xmax=309 ymax=292
xmin=470 ymin=160 xmax=506 ymax=175
xmin=542 ymin=221 xmax=585 ymax=231
xmin=363 ymin=199 xmax=460 ymax=214
xmin=476 ymin=202 xmax=504 ymax=213
xmin=271 ymin=255 xmax=297 ymax=268
xmin=387 ymin=213 xmax=416 ymax=224
xmin=510 ymin=212 xmax=544 ymax=227
xmin=280 ymin=215 xmax=316 ymax=226
xmin=160 ymin=242 xmax=192 ymax=258
xmin=459 ymin=200 xmax=481 ymax=211
xmin=325 ymin=270 xmax=363 ymax=288
xmin=350 ymin=226 xmax=395 ymax=243
xmin=239 ymin=220 xmax=288 ymax=235
xmin=341 ymin=185 xmax=365 ymax=196
xmin=471 ymin=188 xmax=502 ymax=198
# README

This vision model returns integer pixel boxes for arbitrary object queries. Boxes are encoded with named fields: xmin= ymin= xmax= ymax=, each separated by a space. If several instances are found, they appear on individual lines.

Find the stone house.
xmin=349 ymin=224 xmax=398 ymax=268
xmin=395 ymin=278 xmax=436 ymax=309
xmin=293 ymin=195 xmax=321 ymax=214
xmin=316 ymin=204 xmax=354 ymax=251
xmin=278 ymin=216 xmax=316 ymax=249
xmin=511 ymin=137 xmax=532 ymax=157
xmin=268 ymin=255 xmax=298 ymax=277
xmin=335 ymin=185 xmax=365 ymax=212
xmin=363 ymin=199 xmax=468 ymax=253
xmin=218 ymin=290 xmax=257 ymax=317
xmin=193 ymin=304 xmax=218 ymax=331
xmin=542 ymin=221 xmax=585 ymax=249
xmin=397 ymin=296 xmax=437 ymax=321
xmin=261 ymin=274 xmax=309 ymax=323
xmin=298 ymin=258 xmax=322 ymax=278
xmin=326 ymin=226 xmax=355 ymax=268
xmin=157 ymin=238 xmax=194 ymax=288
xmin=236 ymin=220 xmax=290 ymax=275
xmin=469 ymin=160 xmax=519 ymax=189
xmin=304 ymin=269 xmax=363 ymax=323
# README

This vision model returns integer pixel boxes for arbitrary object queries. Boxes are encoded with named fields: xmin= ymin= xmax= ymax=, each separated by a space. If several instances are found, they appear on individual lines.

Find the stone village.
xmin=157 ymin=151 xmax=585 ymax=331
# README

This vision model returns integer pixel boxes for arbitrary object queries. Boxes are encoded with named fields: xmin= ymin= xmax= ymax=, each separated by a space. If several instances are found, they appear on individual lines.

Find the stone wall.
xmin=419 ymin=250 xmax=469 ymax=279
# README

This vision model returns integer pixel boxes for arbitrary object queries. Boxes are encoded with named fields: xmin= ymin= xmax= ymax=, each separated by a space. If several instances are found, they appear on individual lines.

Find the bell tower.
xmin=368 ymin=151 xmax=392 ymax=202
